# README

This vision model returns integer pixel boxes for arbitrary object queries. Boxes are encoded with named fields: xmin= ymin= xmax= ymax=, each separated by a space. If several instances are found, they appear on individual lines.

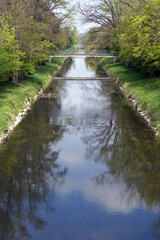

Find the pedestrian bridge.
xmin=53 ymin=77 xmax=110 ymax=81
xmin=50 ymin=53 xmax=117 ymax=63
xmin=51 ymin=53 xmax=114 ymax=58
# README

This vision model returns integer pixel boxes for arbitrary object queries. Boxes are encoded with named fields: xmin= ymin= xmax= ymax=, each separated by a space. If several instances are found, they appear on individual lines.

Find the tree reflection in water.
xmin=83 ymin=117 xmax=160 ymax=207
xmin=81 ymin=87 xmax=160 ymax=238
xmin=0 ymin=82 xmax=67 ymax=240
xmin=85 ymin=58 xmax=107 ymax=78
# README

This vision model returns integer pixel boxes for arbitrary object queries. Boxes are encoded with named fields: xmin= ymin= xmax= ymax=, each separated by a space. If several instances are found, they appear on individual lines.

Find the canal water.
xmin=0 ymin=57 xmax=160 ymax=240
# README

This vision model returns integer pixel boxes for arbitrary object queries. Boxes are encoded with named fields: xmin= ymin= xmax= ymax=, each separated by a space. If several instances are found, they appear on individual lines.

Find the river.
xmin=0 ymin=56 xmax=160 ymax=240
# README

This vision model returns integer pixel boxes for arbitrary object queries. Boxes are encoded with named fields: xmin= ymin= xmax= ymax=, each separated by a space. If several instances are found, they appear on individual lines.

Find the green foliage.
xmin=83 ymin=28 xmax=100 ymax=52
xmin=118 ymin=0 xmax=160 ymax=75
xmin=109 ymin=28 xmax=121 ymax=54
xmin=0 ymin=20 xmax=23 ymax=82
xmin=66 ymin=27 xmax=79 ymax=49
xmin=0 ymin=0 xmax=75 ymax=80
xmin=83 ymin=0 xmax=160 ymax=76
xmin=51 ymin=57 xmax=65 ymax=65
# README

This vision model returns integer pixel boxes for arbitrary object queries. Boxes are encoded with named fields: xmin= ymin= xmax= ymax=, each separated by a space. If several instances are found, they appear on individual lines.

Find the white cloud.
xmin=56 ymin=176 xmax=146 ymax=214
xmin=59 ymin=151 xmax=82 ymax=165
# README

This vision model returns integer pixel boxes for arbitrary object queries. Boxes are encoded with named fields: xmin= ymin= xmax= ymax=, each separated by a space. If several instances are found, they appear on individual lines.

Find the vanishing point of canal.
xmin=0 ymin=56 xmax=160 ymax=240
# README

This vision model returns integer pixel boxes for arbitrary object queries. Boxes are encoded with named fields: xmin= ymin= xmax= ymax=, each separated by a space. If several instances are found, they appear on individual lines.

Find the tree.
xmin=80 ymin=0 xmax=122 ymax=50
xmin=0 ymin=0 xmax=73 ymax=81
xmin=0 ymin=19 xmax=23 ymax=82
xmin=118 ymin=0 xmax=160 ymax=74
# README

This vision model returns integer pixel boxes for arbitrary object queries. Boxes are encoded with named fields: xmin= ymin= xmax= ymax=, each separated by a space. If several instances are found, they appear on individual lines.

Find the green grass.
xmin=0 ymin=57 xmax=65 ymax=137
xmin=100 ymin=57 xmax=160 ymax=131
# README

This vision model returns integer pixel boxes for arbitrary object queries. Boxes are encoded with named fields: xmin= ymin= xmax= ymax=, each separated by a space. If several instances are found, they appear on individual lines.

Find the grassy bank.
xmin=0 ymin=57 xmax=65 ymax=138
xmin=100 ymin=58 xmax=160 ymax=134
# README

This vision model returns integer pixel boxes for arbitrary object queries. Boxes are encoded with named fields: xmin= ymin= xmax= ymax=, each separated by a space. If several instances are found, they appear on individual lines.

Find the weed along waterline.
xmin=0 ymin=56 xmax=160 ymax=240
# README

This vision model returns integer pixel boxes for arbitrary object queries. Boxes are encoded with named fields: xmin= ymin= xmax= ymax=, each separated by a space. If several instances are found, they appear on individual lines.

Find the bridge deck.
xmin=51 ymin=54 xmax=114 ymax=58
xmin=53 ymin=77 xmax=111 ymax=81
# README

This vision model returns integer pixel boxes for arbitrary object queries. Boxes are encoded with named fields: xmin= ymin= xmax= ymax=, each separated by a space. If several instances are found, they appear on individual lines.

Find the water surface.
xmin=0 ymin=57 xmax=160 ymax=240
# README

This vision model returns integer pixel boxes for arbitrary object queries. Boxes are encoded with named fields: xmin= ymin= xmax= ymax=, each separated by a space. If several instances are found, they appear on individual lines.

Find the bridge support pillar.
xmin=113 ymin=56 xmax=117 ymax=63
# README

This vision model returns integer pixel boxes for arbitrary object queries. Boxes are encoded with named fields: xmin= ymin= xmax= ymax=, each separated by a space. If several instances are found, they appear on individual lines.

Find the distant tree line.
xmin=81 ymin=0 xmax=160 ymax=75
xmin=0 ymin=0 xmax=79 ymax=82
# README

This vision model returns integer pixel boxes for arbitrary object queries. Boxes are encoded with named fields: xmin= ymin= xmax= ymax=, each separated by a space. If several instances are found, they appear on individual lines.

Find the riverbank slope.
xmin=0 ymin=57 xmax=65 ymax=142
xmin=100 ymin=58 xmax=160 ymax=136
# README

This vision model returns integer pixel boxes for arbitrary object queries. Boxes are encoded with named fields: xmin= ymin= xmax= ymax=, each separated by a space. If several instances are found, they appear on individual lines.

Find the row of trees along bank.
xmin=81 ymin=0 xmax=160 ymax=76
xmin=0 ymin=0 xmax=79 ymax=83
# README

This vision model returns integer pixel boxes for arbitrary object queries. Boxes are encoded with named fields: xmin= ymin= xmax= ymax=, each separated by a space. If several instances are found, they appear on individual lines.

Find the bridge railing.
xmin=50 ymin=54 xmax=117 ymax=64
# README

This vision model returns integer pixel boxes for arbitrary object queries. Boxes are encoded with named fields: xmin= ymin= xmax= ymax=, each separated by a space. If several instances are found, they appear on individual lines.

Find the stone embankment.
xmin=118 ymin=84 xmax=158 ymax=136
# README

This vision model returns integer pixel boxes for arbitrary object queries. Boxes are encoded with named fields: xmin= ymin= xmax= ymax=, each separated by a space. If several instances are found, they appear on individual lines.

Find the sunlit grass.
xmin=0 ymin=58 xmax=64 ymax=135
xmin=100 ymin=57 xmax=160 ymax=130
